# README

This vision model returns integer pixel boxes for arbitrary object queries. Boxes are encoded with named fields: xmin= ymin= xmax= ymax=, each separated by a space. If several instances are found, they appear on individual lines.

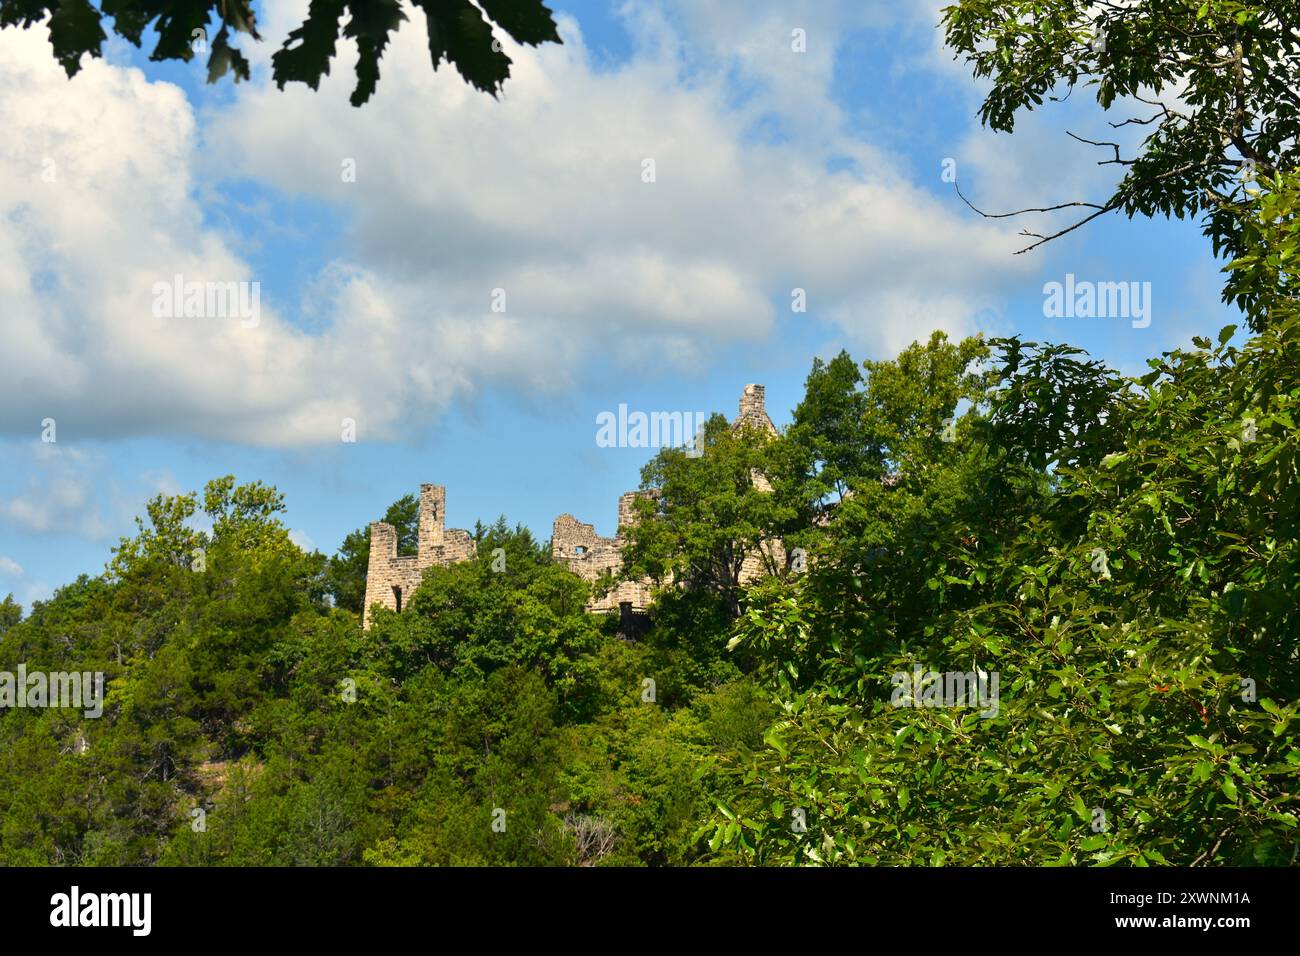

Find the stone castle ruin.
xmin=362 ymin=484 xmax=477 ymax=628
xmin=363 ymin=385 xmax=780 ymax=629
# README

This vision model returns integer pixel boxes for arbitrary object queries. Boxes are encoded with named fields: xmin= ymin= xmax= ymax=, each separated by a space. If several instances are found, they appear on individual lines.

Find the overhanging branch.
xmin=954 ymin=182 xmax=1119 ymax=255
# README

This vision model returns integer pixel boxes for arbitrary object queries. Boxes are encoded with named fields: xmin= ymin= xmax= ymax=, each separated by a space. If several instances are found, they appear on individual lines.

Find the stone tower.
xmin=418 ymin=483 xmax=445 ymax=563
xmin=362 ymin=483 xmax=477 ymax=629
xmin=733 ymin=385 xmax=785 ymax=578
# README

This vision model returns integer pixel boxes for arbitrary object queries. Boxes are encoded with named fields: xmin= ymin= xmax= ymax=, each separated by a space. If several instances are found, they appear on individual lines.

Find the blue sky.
xmin=0 ymin=0 xmax=1243 ymax=609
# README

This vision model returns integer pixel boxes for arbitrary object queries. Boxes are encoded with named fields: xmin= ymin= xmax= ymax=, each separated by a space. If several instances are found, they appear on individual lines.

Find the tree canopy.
xmin=943 ymin=0 xmax=1300 ymax=328
xmin=6 ymin=250 xmax=1296 ymax=864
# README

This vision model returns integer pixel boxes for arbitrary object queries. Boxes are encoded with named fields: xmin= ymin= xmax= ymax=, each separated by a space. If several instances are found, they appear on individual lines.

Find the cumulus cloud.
xmin=0 ymin=441 xmax=186 ymax=543
xmin=209 ymin=7 xmax=1028 ymax=362
xmin=0 ymin=6 xmax=1026 ymax=447
xmin=0 ymin=25 xmax=331 ymax=445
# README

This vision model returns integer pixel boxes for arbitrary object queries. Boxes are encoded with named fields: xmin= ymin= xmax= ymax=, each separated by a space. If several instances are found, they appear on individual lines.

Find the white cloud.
xmin=0 ymin=555 xmax=21 ymax=576
xmin=0 ymin=9 xmax=1026 ymax=447
xmin=208 ymin=9 xmax=1028 ymax=361
xmin=0 ymin=445 xmax=222 ymax=547
xmin=289 ymin=528 xmax=315 ymax=552
xmin=138 ymin=469 xmax=183 ymax=499
xmin=18 ymin=580 xmax=53 ymax=608
xmin=0 ymin=444 xmax=112 ymax=538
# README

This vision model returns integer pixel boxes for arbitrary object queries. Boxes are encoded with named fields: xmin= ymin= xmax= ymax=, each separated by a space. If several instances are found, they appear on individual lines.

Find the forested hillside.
xmin=1 ymin=174 xmax=1296 ymax=862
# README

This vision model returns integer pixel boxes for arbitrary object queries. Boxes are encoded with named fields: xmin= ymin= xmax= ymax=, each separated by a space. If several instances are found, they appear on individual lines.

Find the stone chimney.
xmin=735 ymin=384 xmax=777 ymax=436
xmin=418 ymin=483 xmax=446 ymax=564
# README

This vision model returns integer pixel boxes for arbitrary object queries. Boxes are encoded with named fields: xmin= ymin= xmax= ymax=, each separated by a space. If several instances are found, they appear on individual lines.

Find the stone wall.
xmin=740 ymin=538 xmax=786 ymax=584
xmin=361 ymin=522 xmax=427 ymax=628
xmin=551 ymin=490 xmax=659 ymax=614
xmin=362 ymin=484 xmax=477 ymax=628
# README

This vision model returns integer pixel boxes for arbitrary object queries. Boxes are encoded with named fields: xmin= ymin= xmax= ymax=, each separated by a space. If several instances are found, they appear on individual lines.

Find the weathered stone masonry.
xmin=363 ymin=385 xmax=783 ymax=628
xmin=551 ymin=490 xmax=659 ymax=615
xmin=732 ymin=384 xmax=787 ymax=581
xmin=362 ymin=483 xmax=477 ymax=629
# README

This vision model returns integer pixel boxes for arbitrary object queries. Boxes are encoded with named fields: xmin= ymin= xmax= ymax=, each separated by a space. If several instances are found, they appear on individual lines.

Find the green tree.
xmin=107 ymin=489 xmax=203 ymax=576
xmin=363 ymin=667 xmax=573 ymax=866
xmin=622 ymin=414 xmax=793 ymax=619
xmin=201 ymin=475 xmax=295 ymax=559
xmin=0 ymin=594 xmax=21 ymax=636
xmin=769 ymin=350 xmax=872 ymax=526
xmin=367 ymin=518 xmax=602 ymax=717
xmin=708 ymin=270 xmax=1300 ymax=865
xmin=1222 ymin=169 xmax=1300 ymax=324
xmin=942 ymin=0 xmax=1299 ymax=328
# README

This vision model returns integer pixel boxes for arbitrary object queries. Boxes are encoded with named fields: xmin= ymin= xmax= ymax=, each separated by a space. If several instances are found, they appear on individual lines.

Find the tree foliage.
xmin=699 ymin=181 xmax=1300 ymax=864
xmin=942 ymin=0 xmax=1299 ymax=328
xmin=3 ymin=286 xmax=1297 ymax=864
xmin=1 ymin=0 xmax=561 ymax=105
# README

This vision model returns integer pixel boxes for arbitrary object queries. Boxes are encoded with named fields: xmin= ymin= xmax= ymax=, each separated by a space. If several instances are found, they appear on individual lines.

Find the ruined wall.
xmin=362 ymin=484 xmax=477 ymax=629
xmin=362 ymin=385 xmax=785 ymax=628
xmin=551 ymin=491 xmax=657 ymax=613
xmin=361 ymin=522 xmax=426 ymax=628
xmin=617 ymin=490 xmax=651 ymax=529
xmin=440 ymin=529 xmax=477 ymax=564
